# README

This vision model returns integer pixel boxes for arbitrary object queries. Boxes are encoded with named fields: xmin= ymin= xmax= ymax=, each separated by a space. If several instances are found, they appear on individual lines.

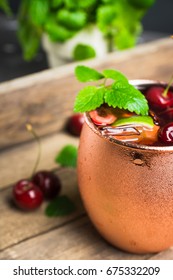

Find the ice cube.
xmin=100 ymin=125 xmax=140 ymax=136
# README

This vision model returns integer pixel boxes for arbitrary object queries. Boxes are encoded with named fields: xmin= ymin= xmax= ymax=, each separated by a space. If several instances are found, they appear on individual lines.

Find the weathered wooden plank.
xmin=0 ymin=215 xmax=154 ymax=260
xmin=148 ymin=247 xmax=173 ymax=260
xmin=0 ymin=132 xmax=79 ymax=189
xmin=0 ymin=168 xmax=84 ymax=252
xmin=0 ymin=73 xmax=78 ymax=150
xmin=0 ymin=38 xmax=172 ymax=149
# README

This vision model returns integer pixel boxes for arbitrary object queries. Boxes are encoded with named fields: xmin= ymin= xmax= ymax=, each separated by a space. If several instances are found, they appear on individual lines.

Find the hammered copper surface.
xmin=77 ymin=81 xmax=173 ymax=254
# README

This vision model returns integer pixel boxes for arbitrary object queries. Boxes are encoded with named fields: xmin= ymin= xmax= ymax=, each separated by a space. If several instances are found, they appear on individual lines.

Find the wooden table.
xmin=1 ymin=38 xmax=173 ymax=260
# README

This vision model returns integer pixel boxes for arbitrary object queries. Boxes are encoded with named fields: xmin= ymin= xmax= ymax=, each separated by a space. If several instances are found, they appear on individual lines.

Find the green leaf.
xmin=101 ymin=0 xmax=114 ymax=3
xmin=75 ymin=65 xmax=104 ymax=82
xmin=102 ymin=69 xmax=129 ymax=83
xmin=104 ymin=82 xmax=149 ymax=115
xmin=45 ymin=18 xmax=74 ymax=42
xmin=64 ymin=0 xmax=76 ymax=9
xmin=128 ymin=0 xmax=155 ymax=9
xmin=73 ymin=44 xmax=96 ymax=61
xmin=17 ymin=22 xmax=41 ymax=61
xmin=51 ymin=0 xmax=63 ymax=8
xmin=56 ymin=9 xmax=87 ymax=30
xmin=74 ymin=86 xmax=105 ymax=112
xmin=114 ymin=23 xmax=141 ymax=50
xmin=45 ymin=195 xmax=76 ymax=217
xmin=29 ymin=0 xmax=49 ymax=26
xmin=97 ymin=4 xmax=119 ymax=34
xmin=127 ymin=85 xmax=149 ymax=115
xmin=64 ymin=0 xmax=97 ymax=9
xmin=78 ymin=0 xmax=97 ymax=9
xmin=55 ymin=145 xmax=78 ymax=168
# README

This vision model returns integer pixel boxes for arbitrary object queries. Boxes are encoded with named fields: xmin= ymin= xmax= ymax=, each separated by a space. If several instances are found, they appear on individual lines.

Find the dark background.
xmin=0 ymin=0 xmax=172 ymax=83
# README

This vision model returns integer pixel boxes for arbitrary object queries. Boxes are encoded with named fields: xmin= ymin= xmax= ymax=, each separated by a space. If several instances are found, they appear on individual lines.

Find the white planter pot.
xmin=42 ymin=26 xmax=108 ymax=68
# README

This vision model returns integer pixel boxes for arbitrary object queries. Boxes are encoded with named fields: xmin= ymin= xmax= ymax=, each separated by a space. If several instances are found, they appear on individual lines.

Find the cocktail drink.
xmin=74 ymin=66 xmax=173 ymax=253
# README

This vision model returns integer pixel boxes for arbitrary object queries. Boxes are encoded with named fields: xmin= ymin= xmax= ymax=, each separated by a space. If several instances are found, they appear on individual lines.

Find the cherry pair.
xmin=13 ymin=171 xmax=61 ymax=211
xmin=12 ymin=113 xmax=84 ymax=211
xmin=12 ymin=124 xmax=62 ymax=211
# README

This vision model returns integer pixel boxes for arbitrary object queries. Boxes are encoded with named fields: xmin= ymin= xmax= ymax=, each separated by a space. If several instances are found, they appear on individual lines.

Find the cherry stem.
xmin=26 ymin=123 xmax=41 ymax=178
xmin=162 ymin=75 xmax=173 ymax=97
xmin=99 ymin=78 xmax=107 ymax=88
xmin=103 ymin=78 xmax=107 ymax=86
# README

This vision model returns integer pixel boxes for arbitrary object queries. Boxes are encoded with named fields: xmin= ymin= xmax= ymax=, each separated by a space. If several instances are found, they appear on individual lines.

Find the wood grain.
xmin=0 ymin=132 xmax=79 ymax=189
xmin=0 ymin=216 xmax=153 ymax=260
xmin=0 ymin=168 xmax=84 ymax=252
xmin=0 ymin=38 xmax=172 ymax=149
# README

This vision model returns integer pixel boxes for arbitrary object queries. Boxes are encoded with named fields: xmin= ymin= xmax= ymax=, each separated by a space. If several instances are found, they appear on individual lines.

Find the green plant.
xmin=1 ymin=0 xmax=155 ymax=61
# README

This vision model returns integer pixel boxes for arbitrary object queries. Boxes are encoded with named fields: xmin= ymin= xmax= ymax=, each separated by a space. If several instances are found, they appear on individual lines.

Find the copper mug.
xmin=77 ymin=80 xmax=173 ymax=254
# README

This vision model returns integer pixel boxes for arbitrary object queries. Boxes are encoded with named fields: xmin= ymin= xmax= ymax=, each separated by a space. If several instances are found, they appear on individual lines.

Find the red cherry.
xmin=66 ymin=113 xmax=84 ymax=136
xmin=32 ymin=171 xmax=61 ymax=200
xmin=158 ymin=108 xmax=173 ymax=125
xmin=145 ymin=86 xmax=173 ymax=110
xmin=158 ymin=122 xmax=173 ymax=145
xmin=13 ymin=180 xmax=43 ymax=210
xmin=89 ymin=106 xmax=116 ymax=125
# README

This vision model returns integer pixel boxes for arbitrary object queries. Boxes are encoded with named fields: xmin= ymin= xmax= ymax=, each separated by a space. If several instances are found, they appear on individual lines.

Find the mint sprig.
xmin=55 ymin=145 xmax=78 ymax=168
xmin=74 ymin=65 xmax=149 ymax=116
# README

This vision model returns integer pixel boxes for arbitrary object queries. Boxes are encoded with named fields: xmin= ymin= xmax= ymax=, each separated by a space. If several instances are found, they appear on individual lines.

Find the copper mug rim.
xmin=84 ymin=79 xmax=173 ymax=153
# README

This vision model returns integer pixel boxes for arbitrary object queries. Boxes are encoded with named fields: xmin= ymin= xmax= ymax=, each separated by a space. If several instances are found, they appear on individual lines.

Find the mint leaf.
xmin=75 ymin=66 xmax=104 ymax=82
xmin=97 ymin=4 xmax=119 ymax=34
xmin=104 ymin=82 xmax=149 ymax=115
xmin=56 ymin=9 xmax=87 ymax=30
xmin=73 ymin=44 xmax=96 ymax=61
xmin=127 ymin=85 xmax=149 ymax=115
xmin=45 ymin=195 xmax=76 ymax=217
xmin=55 ymin=145 xmax=78 ymax=168
xmin=45 ymin=19 xmax=74 ymax=42
xmin=102 ymin=69 xmax=129 ymax=83
xmin=74 ymin=86 xmax=105 ymax=112
xmin=51 ymin=0 xmax=63 ymax=8
xmin=114 ymin=25 xmax=139 ymax=50
xmin=64 ymin=0 xmax=97 ymax=9
xmin=77 ymin=0 xmax=97 ymax=9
